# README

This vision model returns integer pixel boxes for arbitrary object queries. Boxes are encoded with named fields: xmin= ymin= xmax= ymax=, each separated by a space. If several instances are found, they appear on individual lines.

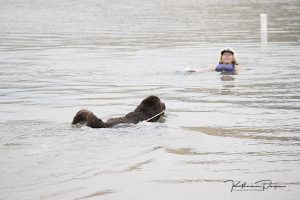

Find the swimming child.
xmin=210 ymin=47 xmax=240 ymax=74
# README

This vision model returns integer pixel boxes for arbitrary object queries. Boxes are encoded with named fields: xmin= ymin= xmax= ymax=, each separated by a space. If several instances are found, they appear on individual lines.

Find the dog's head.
xmin=136 ymin=95 xmax=166 ymax=122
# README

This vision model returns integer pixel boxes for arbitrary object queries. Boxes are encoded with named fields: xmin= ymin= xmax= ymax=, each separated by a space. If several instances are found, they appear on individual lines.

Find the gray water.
xmin=1 ymin=0 xmax=300 ymax=199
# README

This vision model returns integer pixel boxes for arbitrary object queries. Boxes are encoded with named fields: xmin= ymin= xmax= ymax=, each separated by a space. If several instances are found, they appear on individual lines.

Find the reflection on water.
xmin=76 ymin=190 xmax=116 ymax=199
xmin=183 ymin=126 xmax=300 ymax=142
xmin=0 ymin=0 xmax=300 ymax=199
xmin=221 ymin=75 xmax=235 ymax=81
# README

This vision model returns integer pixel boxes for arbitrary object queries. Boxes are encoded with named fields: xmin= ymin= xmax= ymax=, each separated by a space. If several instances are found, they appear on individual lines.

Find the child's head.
xmin=219 ymin=48 xmax=237 ymax=65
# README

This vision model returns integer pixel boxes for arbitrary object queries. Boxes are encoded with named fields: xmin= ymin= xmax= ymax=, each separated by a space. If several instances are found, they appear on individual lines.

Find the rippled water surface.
xmin=1 ymin=0 xmax=300 ymax=199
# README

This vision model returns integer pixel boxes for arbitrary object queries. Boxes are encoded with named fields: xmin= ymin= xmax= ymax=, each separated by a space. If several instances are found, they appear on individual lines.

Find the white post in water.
xmin=260 ymin=14 xmax=268 ymax=44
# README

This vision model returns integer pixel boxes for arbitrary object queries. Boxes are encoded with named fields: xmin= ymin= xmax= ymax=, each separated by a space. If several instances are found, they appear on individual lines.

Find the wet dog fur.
xmin=72 ymin=95 xmax=166 ymax=128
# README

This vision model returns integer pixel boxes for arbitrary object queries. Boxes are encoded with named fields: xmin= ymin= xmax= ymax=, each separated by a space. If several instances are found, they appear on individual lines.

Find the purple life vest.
xmin=216 ymin=64 xmax=235 ymax=72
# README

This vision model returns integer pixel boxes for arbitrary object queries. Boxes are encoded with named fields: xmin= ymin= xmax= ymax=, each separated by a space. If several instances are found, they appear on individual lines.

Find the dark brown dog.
xmin=72 ymin=95 xmax=166 ymax=128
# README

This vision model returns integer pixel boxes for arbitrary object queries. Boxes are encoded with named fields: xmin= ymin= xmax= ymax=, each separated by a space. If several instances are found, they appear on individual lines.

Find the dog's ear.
xmin=141 ymin=96 xmax=163 ymax=117
xmin=133 ymin=96 xmax=165 ymax=122
xmin=141 ymin=96 xmax=160 ymax=107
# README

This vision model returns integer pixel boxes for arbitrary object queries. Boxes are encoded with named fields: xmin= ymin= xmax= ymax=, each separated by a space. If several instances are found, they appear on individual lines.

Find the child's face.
xmin=222 ymin=52 xmax=234 ymax=64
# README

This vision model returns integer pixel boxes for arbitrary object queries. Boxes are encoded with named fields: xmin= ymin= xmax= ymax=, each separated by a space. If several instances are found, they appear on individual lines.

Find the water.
xmin=1 ymin=0 xmax=300 ymax=199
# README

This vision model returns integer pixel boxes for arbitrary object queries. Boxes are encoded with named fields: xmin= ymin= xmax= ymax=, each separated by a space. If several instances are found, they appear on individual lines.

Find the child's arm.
xmin=210 ymin=65 xmax=216 ymax=71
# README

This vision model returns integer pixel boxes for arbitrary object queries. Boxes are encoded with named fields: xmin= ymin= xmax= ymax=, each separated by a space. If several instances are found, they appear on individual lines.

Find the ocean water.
xmin=0 ymin=0 xmax=300 ymax=199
